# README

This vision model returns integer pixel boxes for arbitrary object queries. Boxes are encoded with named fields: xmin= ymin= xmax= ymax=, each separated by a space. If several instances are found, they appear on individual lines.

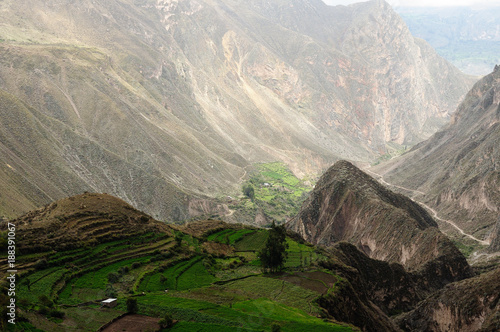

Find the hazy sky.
xmin=322 ymin=0 xmax=500 ymax=7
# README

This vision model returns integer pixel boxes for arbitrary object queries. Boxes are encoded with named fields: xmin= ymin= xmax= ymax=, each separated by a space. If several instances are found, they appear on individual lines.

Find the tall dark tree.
xmin=258 ymin=222 xmax=288 ymax=273
xmin=242 ymin=184 xmax=255 ymax=201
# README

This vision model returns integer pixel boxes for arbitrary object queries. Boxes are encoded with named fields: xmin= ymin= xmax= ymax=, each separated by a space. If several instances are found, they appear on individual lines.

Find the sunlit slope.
xmin=0 ymin=0 xmax=474 ymax=219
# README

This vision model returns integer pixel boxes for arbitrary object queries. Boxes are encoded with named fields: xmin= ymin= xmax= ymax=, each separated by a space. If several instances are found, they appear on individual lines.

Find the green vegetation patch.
xmin=60 ymin=307 xmax=124 ymax=331
xmin=223 ymin=276 xmax=320 ymax=314
xmin=177 ymin=260 xmax=216 ymax=290
xmin=73 ymin=256 xmax=152 ymax=290
xmin=236 ymin=162 xmax=313 ymax=223
xmin=233 ymin=298 xmax=354 ymax=332
xmin=285 ymin=238 xmax=324 ymax=268
xmin=206 ymin=229 xmax=255 ymax=245
xmin=130 ymin=294 xmax=255 ymax=328
xmin=234 ymin=230 xmax=269 ymax=251
xmin=168 ymin=321 xmax=258 ymax=332
xmin=138 ymin=256 xmax=215 ymax=292
xmin=18 ymin=267 xmax=68 ymax=302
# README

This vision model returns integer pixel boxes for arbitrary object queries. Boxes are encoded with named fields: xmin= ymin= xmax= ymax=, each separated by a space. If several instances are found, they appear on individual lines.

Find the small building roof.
xmin=102 ymin=298 xmax=117 ymax=303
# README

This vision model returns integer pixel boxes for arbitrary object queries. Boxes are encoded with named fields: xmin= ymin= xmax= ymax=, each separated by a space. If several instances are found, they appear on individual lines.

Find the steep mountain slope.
xmin=0 ymin=0 xmax=474 ymax=220
xmin=377 ymin=66 xmax=500 ymax=246
xmin=489 ymin=217 xmax=500 ymax=253
xmin=287 ymin=160 xmax=472 ymax=285
xmin=0 ymin=89 xmax=231 ymax=221
xmin=395 ymin=267 xmax=500 ymax=332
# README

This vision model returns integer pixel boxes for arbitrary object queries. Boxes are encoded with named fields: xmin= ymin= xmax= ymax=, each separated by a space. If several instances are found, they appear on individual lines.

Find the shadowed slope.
xmin=287 ymin=161 xmax=471 ymax=285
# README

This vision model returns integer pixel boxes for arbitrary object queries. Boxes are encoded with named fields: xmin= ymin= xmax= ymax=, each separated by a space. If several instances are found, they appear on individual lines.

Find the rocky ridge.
xmin=395 ymin=267 xmax=500 ymax=332
xmin=287 ymin=160 xmax=472 ymax=286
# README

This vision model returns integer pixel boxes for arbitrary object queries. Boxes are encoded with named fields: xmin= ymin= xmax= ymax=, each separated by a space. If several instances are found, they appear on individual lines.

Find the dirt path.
xmin=364 ymin=167 xmax=490 ymax=246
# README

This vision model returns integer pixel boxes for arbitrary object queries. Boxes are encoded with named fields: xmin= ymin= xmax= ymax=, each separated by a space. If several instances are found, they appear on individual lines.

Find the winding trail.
xmin=363 ymin=167 xmax=490 ymax=246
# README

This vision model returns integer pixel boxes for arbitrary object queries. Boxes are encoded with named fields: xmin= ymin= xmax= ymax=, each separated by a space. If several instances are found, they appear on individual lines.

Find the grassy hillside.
xmin=0 ymin=197 xmax=356 ymax=332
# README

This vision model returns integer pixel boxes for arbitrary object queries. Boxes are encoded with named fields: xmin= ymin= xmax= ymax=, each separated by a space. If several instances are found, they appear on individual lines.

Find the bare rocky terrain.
xmin=375 ymin=66 xmax=500 ymax=249
xmin=0 ymin=0 xmax=474 ymax=221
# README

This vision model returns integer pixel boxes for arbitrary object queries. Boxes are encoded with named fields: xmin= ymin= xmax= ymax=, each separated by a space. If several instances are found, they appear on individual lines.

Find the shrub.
xmin=105 ymin=284 xmax=117 ymax=298
xmin=49 ymin=309 xmax=65 ymax=319
xmin=38 ymin=307 xmax=49 ymax=315
xmin=107 ymin=272 xmax=120 ymax=283
xmin=38 ymin=295 xmax=53 ymax=308
xmin=131 ymin=262 xmax=142 ymax=269
xmin=126 ymin=298 xmax=138 ymax=314
xmin=34 ymin=259 xmax=48 ymax=270
xmin=119 ymin=266 xmax=130 ymax=274
xmin=159 ymin=313 xmax=174 ymax=328
xmin=242 ymin=184 xmax=255 ymax=201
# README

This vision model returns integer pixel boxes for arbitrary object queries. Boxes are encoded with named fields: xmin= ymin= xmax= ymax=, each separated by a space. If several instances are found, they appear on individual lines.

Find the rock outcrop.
xmin=395 ymin=268 xmax=500 ymax=332
xmin=488 ymin=217 xmax=500 ymax=253
xmin=287 ymin=161 xmax=472 ymax=286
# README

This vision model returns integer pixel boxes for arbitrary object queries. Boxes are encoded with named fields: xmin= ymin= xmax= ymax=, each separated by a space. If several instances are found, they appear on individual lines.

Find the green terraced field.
xmin=9 ymin=225 xmax=354 ymax=332
xmin=233 ymin=298 xmax=354 ymax=332
xmin=72 ymin=256 xmax=153 ymax=290
xmin=138 ymin=256 xmax=213 ymax=292
xmin=234 ymin=230 xmax=269 ymax=251
xmin=17 ymin=267 xmax=68 ymax=302
xmin=222 ymin=276 xmax=320 ymax=314
xmin=206 ymin=229 xmax=256 ymax=245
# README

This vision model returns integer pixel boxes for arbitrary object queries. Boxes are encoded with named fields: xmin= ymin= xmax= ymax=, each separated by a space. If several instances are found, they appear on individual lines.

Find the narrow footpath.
xmin=363 ymin=167 xmax=490 ymax=246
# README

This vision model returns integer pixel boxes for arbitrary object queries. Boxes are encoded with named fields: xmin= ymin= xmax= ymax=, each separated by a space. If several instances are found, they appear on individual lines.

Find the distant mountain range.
xmin=0 ymin=0 xmax=474 ymax=220
xmin=396 ymin=6 xmax=500 ymax=76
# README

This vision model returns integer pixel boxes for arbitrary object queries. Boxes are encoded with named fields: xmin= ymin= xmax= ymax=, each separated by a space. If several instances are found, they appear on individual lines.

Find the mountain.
xmin=489 ymin=217 xmax=500 ymax=253
xmin=287 ymin=160 xmax=472 ymax=285
xmin=396 ymin=6 xmax=500 ymax=76
xmin=376 ymin=66 xmax=500 ymax=248
xmin=0 ymin=0 xmax=474 ymax=220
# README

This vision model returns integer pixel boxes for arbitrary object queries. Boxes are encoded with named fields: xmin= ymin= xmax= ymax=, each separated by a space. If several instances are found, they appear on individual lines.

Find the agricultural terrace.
xmin=6 ymin=225 xmax=354 ymax=332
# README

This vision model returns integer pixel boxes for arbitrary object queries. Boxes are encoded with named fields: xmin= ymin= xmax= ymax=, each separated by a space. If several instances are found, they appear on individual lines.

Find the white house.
xmin=101 ymin=298 xmax=117 ymax=308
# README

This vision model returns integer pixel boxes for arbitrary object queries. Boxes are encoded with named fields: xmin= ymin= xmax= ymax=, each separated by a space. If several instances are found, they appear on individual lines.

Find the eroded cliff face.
xmin=287 ymin=161 xmax=471 ymax=284
xmin=395 ymin=268 xmax=500 ymax=332
xmin=488 ymin=217 xmax=500 ymax=253
xmin=377 ymin=66 xmax=500 ymax=245
xmin=0 ymin=0 xmax=473 ymax=220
